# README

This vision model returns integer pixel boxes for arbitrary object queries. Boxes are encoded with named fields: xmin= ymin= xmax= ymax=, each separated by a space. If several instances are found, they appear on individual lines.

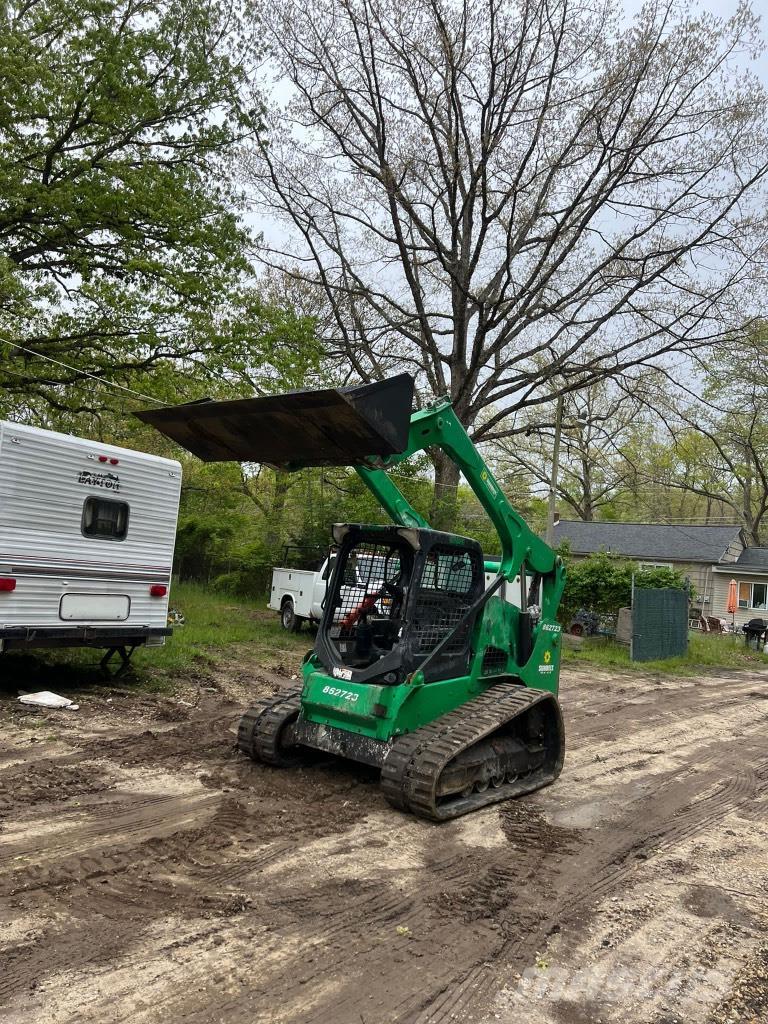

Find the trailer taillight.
xmin=0 ymin=578 xmax=17 ymax=592
xmin=149 ymin=585 xmax=167 ymax=597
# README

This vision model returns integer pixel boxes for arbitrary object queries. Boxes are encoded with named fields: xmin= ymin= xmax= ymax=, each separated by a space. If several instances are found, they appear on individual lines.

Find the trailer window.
xmin=82 ymin=497 xmax=129 ymax=540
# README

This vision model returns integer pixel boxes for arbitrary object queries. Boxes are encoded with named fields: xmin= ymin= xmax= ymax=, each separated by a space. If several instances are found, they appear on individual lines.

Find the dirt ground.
xmin=1 ymin=657 xmax=767 ymax=1024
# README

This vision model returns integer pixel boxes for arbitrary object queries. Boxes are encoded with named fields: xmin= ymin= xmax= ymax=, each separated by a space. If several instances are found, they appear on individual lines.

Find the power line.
xmin=3 ymin=341 xmax=165 ymax=405
xmin=1 ymin=364 xmax=129 ymax=408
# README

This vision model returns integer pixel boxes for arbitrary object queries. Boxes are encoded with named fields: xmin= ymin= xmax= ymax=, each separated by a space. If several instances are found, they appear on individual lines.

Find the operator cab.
xmin=316 ymin=524 xmax=485 ymax=685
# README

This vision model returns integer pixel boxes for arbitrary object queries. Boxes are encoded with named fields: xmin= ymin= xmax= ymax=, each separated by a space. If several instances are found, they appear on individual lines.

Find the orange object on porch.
xmin=726 ymin=579 xmax=738 ymax=614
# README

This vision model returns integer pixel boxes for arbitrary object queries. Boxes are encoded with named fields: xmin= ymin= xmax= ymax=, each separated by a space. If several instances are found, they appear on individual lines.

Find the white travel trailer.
xmin=0 ymin=420 xmax=182 ymax=671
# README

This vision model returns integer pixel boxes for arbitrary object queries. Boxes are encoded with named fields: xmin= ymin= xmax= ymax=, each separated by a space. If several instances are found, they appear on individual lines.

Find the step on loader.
xmin=138 ymin=375 xmax=566 ymax=821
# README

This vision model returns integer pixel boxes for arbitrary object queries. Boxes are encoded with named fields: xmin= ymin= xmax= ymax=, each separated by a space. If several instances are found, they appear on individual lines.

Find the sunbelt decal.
xmin=331 ymin=666 xmax=353 ymax=682
xmin=479 ymin=469 xmax=498 ymax=497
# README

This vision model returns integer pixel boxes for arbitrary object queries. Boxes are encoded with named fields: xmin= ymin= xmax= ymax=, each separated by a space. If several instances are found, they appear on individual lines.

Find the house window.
xmin=638 ymin=562 xmax=673 ymax=570
xmin=82 ymin=497 xmax=129 ymax=540
xmin=738 ymin=581 xmax=767 ymax=610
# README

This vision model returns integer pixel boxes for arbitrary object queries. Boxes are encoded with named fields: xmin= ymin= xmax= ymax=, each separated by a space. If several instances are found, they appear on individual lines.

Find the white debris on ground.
xmin=17 ymin=691 xmax=79 ymax=711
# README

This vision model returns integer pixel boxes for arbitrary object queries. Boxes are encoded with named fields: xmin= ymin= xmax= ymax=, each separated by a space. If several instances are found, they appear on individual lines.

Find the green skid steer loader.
xmin=138 ymin=374 xmax=566 ymax=821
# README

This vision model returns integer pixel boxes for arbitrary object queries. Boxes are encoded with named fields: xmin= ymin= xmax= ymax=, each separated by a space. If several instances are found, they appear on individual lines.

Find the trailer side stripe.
xmin=3 ymin=565 xmax=170 ymax=583
xmin=0 ymin=554 xmax=172 ymax=570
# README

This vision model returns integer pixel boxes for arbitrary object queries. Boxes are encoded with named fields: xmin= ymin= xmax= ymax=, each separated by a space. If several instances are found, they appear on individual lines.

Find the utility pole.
xmin=546 ymin=394 xmax=564 ymax=547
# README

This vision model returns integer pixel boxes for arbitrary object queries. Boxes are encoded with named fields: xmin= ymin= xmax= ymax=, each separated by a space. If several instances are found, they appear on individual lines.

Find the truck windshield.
xmin=355 ymin=554 xmax=400 ymax=585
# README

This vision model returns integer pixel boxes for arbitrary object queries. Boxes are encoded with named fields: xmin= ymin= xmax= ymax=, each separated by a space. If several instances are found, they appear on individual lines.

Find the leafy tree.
xmin=628 ymin=328 xmax=768 ymax=543
xmin=497 ymin=378 xmax=646 ymax=522
xmin=0 ymin=0 xmax=283 ymax=416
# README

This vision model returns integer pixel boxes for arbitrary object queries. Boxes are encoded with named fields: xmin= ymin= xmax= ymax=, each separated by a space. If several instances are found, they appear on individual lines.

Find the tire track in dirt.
xmin=405 ymin=747 xmax=768 ymax=1024
xmin=0 ymin=839 xmax=300 ymax=1010
xmin=0 ymin=791 xmax=219 ymax=873
xmin=205 ymin=733 xmax=763 ymax=1024
xmin=0 ymin=743 xmax=374 ymax=1013
xmin=2 ymin=669 xmax=767 ymax=1024
xmin=70 ymin=712 xmax=238 ymax=767
xmin=298 ymin=694 xmax=768 ymax=1023
xmin=163 ymin=743 xmax=757 ymax=1024
xmin=0 ymin=791 xmax=230 ymax=1006
xmin=287 ymin=695 xmax=768 ymax=1024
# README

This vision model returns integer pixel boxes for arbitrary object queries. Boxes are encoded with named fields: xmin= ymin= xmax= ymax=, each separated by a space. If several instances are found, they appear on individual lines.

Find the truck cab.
xmin=269 ymin=550 xmax=392 ymax=631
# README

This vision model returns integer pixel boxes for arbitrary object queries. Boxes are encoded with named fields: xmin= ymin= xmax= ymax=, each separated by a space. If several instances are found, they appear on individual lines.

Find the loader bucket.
xmin=135 ymin=373 xmax=414 ymax=467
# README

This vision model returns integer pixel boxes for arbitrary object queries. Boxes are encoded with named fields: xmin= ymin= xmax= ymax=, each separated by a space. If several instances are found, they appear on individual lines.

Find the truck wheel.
xmin=281 ymin=600 xmax=301 ymax=632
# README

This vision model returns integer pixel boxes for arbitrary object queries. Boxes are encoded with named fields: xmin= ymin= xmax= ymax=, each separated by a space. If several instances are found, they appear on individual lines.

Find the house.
xmin=551 ymin=520 xmax=768 ymax=627
xmin=712 ymin=547 xmax=768 ymax=626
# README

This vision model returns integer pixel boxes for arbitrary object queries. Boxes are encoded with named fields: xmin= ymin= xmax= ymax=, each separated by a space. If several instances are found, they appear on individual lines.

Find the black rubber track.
xmin=380 ymin=684 xmax=564 ymax=821
xmin=237 ymin=686 xmax=304 ymax=766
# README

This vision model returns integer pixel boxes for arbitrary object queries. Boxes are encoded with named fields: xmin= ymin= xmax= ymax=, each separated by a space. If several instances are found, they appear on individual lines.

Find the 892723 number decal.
xmin=322 ymin=685 xmax=359 ymax=703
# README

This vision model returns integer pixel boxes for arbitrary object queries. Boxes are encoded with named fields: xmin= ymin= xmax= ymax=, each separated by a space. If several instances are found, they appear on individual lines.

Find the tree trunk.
xmin=430 ymin=451 xmax=461 ymax=532
xmin=580 ymin=453 xmax=595 ymax=521
xmin=265 ymin=470 xmax=291 ymax=551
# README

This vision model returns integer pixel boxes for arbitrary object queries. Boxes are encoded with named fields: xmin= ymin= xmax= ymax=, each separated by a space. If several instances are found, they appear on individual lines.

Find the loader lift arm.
xmin=355 ymin=398 xmax=564 ymax=622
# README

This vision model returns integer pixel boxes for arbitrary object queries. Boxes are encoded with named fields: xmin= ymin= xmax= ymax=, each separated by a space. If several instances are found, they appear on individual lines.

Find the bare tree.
xmin=496 ymin=380 xmax=644 ymax=521
xmin=244 ymin=0 xmax=768 ymax=525
xmin=633 ymin=334 xmax=768 ymax=544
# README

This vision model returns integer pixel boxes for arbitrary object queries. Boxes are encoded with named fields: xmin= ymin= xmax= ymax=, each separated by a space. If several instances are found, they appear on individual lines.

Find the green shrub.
xmin=211 ymin=564 xmax=271 ymax=599
xmin=559 ymin=550 xmax=687 ymax=622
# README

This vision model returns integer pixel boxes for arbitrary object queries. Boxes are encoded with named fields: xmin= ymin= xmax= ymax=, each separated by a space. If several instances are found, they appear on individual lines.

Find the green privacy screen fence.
xmin=631 ymin=587 xmax=689 ymax=662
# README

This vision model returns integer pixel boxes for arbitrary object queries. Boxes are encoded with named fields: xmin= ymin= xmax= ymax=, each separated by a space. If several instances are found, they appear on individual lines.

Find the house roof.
xmin=713 ymin=547 xmax=768 ymax=575
xmin=552 ymin=520 xmax=743 ymax=563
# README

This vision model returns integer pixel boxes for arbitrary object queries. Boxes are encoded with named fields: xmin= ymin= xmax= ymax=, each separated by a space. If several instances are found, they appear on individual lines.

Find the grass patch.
xmin=564 ymin=630 xmax=768 ymax=675
xmin=1 ymin=583 xmax=309 ymax=695
xmin=131 ymin=583 xmax=309 ymax=676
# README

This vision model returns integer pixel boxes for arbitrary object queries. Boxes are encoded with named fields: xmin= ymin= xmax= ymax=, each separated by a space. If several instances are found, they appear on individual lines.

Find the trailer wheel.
xmin=281 ymin=599 xmax=301 ymax=632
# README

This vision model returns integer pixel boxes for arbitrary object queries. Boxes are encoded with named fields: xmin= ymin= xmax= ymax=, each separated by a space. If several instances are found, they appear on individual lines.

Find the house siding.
xmin=676 ymin=562 xmax=715 ymax=608
xmin=711 ymin=572 xmax=768 ymax=627
xmin=644 ymin=560 xmax=712 ymax=607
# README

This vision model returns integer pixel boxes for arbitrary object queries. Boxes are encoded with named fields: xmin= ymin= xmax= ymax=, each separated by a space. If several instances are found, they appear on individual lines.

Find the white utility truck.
xmin=270 ymin=552 xmax=387 ymax=631
xmin=269 ymin=559 xmax=333 ymax=631
xmin=270 ymin=551 xmax=403 ymax=631
xmin=0 ymin=420 xmax=182 ymax=672
xmin=270 ymin=551 xmax=523 ymax=631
